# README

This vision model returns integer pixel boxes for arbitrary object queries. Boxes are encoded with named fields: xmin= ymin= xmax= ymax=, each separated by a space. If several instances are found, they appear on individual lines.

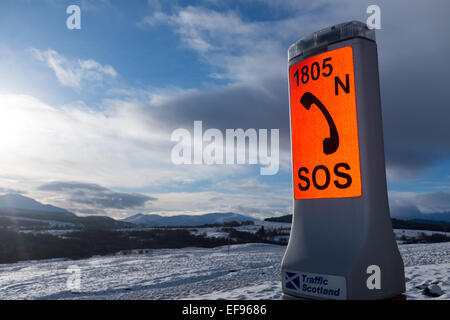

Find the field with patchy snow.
xmin=0 ymin=240 xmax=448 ymax=300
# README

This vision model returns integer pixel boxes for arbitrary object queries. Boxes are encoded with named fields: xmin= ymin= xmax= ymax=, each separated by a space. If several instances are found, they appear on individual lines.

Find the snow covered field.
xmin=0 ymin=241 xmax=448 ymax=300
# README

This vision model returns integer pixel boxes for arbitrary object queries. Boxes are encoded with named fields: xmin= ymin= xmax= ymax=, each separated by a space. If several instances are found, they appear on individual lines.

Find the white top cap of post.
xmin=288 ymin=21 xmax=375 ymax=61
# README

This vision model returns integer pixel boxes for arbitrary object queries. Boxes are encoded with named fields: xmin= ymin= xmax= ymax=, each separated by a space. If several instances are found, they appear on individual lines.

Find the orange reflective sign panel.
xmin=289 ymin=46 xmax=362 ymax=199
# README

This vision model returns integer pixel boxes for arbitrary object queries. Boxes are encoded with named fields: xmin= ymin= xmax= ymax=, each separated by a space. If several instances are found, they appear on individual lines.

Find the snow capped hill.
xmin=0 ymin=193 xmax=73 ymax=215
xmin=123 ymin=212 xmax=259 ymax=227
xmin=0 ymin=194 xmax=133 ymax=229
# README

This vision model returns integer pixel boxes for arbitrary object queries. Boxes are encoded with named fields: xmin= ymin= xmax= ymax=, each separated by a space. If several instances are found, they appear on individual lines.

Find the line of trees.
xmin=0 ymin=225 xmax=288 ymax=264
xmin=0 ymin=228 xmax=229 ymax=264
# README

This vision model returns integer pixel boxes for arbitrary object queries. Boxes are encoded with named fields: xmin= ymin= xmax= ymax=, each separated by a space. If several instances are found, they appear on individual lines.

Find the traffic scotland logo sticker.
xmin=283 ymin=270 xmax=347 ymax=299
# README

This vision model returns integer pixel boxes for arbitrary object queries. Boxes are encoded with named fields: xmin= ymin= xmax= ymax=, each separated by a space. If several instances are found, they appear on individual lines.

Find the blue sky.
xmin=0 ymin=0 xmax=448 ymax=219
xmin=0 ymin=1 xmax=212 ymax=104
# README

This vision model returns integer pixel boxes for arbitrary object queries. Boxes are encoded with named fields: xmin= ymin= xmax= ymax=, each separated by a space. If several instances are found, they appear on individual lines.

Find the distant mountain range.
xmin=390 ymin=210 xmax=450 ymax=223
xmin=123 ymin=212 xmax=258 ymax=227
xmin=0 ymin=193 xmax=73 ymax=215
xmin=0 ymin=194 xmax=259 ymax=229
xmin=0 ymin=194 xmax=132 ymax=229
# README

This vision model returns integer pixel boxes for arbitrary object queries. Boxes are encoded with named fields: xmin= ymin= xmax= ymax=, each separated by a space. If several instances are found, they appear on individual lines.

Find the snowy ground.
xmin=0 ymin=241 xmax=448 ymax=300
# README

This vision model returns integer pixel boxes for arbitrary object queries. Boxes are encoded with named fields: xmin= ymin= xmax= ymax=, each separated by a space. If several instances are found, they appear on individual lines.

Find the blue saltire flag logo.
xmin=285 ymin=271 xmax=300 ymax=291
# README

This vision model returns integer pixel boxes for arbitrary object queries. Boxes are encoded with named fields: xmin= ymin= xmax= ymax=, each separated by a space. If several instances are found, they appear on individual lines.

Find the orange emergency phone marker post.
xmin=282 ymin=21 xmax=405 ymax=300
xmin=290 ymin=46 xmax=361 ymax=200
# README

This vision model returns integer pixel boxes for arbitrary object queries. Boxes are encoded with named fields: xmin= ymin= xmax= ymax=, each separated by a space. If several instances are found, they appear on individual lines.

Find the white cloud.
xmin=30 ymin=48 xmax=117 ymax=88
xmin=212 ymin=177 xmax=271 ymax=193
xmin=389 ymin=191 xmax=450 ymax=214
xmin=35 ymin=181 xmax=157 ymax=216
xmin=145 ymin=190 xmax=292 ymax=220
xmin=0 ymin=93 xmax=267 ymax=213
xmin=141 ymin=11 xmax=169 ymax=27
xmin=0 ymin=93 xmax=168 ymax=187
xmin=142 ymin=6 xmax=287 ymax=84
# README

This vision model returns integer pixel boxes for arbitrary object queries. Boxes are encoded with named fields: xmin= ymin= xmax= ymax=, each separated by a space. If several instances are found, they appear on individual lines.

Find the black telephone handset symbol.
xmin=300 ymin=91 xmax=339 ymax=155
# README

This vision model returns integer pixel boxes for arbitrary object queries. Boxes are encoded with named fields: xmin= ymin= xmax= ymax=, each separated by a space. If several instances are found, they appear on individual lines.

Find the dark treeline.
xmin=0 ymin=228 xmax=226 ymax=264
xmin=0 ymin=226 xmax=284 ymax=264
xmin=265 ymin=215 xmax=450 ymax=233
xmin=391 ymin=219 xmax=450 ymax=233
xmin=399 ymin=232 xmax=450 ymax=244
xmin=222 ymin=226 xmax=287 ymax=244
xmin=149 ymin=220 xmax=255 ymax=229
